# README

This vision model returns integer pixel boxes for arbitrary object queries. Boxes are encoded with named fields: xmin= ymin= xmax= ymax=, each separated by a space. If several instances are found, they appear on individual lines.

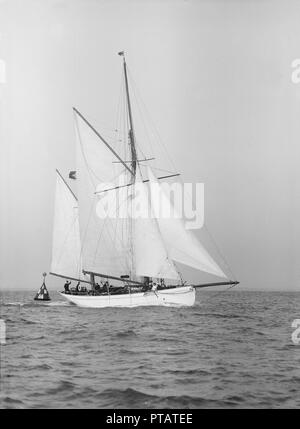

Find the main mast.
xmin=118 ymin=51 xmax=137 ymax=281
xmin=119 ymin=51 xmax=137 ymax=178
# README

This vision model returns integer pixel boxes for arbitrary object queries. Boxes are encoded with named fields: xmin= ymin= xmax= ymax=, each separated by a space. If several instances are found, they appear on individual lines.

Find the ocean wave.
xmin=46 ymin=301 xmax=70 ymax=307
xmin=20 ymin=318 xmax=38 ymax=325
xmin=169 ymin=368 xmax=211 ymax=376
xmin=114 ymin=329 xmax=137 ymax=338
xmin=46 ymin=380 xmax=76 ymax=395
xmin=195 ymin=312 xmax=253 ymax=320
xmin=0 ymin=396 xmax=25 ymax=409
xmin=2 ymin=302 xmax=26 ymax=307
xmin=98 ymin=387 xmax=222 ymax=408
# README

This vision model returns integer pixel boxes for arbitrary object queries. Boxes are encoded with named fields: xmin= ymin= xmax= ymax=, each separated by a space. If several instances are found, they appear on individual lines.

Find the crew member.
xmin=64 ymin=280 xmax=71 ymax=293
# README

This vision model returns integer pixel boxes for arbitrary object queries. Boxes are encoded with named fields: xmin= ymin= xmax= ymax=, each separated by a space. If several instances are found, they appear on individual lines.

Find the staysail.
xmin=133 ymin=170 xmax=180 ymax=280
xmin=147 ymin=167 xmax=228 ymax=279
xmin=51 ymin=170 xmax=83 ymax=279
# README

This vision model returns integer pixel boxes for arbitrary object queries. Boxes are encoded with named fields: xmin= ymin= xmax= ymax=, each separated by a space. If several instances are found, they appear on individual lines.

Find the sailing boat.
xmin=34 ymin=273 xmax=51 ymax=301
xmin=49 ymin=52 xmax=239 ymax=308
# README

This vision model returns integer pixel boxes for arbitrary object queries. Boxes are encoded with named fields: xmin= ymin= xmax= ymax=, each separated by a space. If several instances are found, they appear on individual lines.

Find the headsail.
xmin=133 ymin=170 xmax=180 ymax=280
xmin=147 ymin=167 xmax=227 ymax=279
xmin=51 ymin=170 xmax=83 ymax=279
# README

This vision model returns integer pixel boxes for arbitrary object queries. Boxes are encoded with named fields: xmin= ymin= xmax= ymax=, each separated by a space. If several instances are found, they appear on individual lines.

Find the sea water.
xmin=0 ymin=289 xmax=299 ymax=408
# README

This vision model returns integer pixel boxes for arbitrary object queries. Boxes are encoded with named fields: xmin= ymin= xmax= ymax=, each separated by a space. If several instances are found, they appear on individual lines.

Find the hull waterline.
xmin=59 ymin=286 xmax=195 ymax=308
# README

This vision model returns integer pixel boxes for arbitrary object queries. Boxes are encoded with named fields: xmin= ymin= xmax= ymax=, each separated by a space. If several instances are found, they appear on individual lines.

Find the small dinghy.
xmin=34 ymin=273 xmax=51 ymax=301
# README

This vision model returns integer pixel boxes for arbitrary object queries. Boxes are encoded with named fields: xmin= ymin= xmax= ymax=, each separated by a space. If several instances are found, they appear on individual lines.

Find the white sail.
xmin=133 ymin=171 xmax=180 ymax=280
xmin=51 ymin=171 xmax=83 ymax=279
xmin=74 ymin=110 xmax=132 ymax=277
xmin=147 ymin=167 xmax=228 ymax=279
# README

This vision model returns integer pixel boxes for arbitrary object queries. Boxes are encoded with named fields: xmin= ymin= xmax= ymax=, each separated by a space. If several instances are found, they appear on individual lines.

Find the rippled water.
xmin=0 ymin=289 xmax=299 ymax=409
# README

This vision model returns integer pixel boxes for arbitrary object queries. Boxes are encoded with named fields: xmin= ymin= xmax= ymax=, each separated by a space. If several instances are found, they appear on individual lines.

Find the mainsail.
xmin=74 ymin=109 xmax=132 ymax=278
xmin=51 ymin=170 xmax=83 ymax=279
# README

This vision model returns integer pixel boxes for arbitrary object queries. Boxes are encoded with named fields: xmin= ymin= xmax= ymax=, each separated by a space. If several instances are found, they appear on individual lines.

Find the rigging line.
xmin=75 ymin=117 xmax=103 ymax=187
xmin=120 ymin=78 xmax=129 ymax=165
xmin=114 ymin=69 xmax=124 ymax=139
xmin=54 ymin=173 xmax=82 ymax=273
xmin=99 ymin=130 xmax=122 ymax=142
xmin=119 ymin=95 xmax=147 ymax=162
xmin=77 ymin=113 xmax=128 ymax=192
xmin=92 ymin=190 xmax=123 ymax=268
xmin=203 ymin=224 xmax=236 ymax=281
xmin=138 ymin=164 xmax=177 ymax=175
xmin=56 ymin=169 xmax=78 ymax=201
xmin=114 ymin=73 xmax=127 ymax=160
xmin=120 ymin=73 xmax=148 ymax=160
xmin=127 ymin=66 xmax=178 ymax=172
xmin=173 ymin=261 xmax=184 ymax=284
xmin=126 ymin=67 xmax=156 ymax=160
xmin=129 ymin=94 xmax=157 ymax=164
xmin=168 ymin=171 xmax=234 ymax=279
xmin=74 ymin=107 xmax=133 ymax=176
xmin=76 ymin=153 xmax=128 ymax=261
xmin=208 ymin=282 xmax=239 ymax=299
xmin=118 ymin=60 xmax=148 ymax=163
xmin=124 ymin=80 xmax=130 ymax=163
xmin=91 ymin=185 xmax=132 ymax=273
xmin=133 ymin=136 xmax=147 ymax=160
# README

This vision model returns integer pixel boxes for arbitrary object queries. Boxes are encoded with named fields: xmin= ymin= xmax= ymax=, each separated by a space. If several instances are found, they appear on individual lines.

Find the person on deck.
xmin=152 ymin=282 xmax=158 ymax=291
xmin=64 ymin=280 xmax=71 ymax=293
xmin=75 ymin=282 xmax=80 ymax=293
xmin=160 ymin=279 xmax=166 ymax=289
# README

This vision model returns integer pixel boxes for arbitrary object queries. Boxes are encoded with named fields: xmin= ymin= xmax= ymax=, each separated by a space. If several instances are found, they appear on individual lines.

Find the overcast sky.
xmin=0 ymin=0 xmax=299 ymax=290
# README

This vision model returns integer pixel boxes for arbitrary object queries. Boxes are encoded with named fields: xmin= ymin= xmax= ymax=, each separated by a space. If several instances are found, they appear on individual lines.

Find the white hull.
xmin=59 ymin=286 xmax=195 ymax=308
